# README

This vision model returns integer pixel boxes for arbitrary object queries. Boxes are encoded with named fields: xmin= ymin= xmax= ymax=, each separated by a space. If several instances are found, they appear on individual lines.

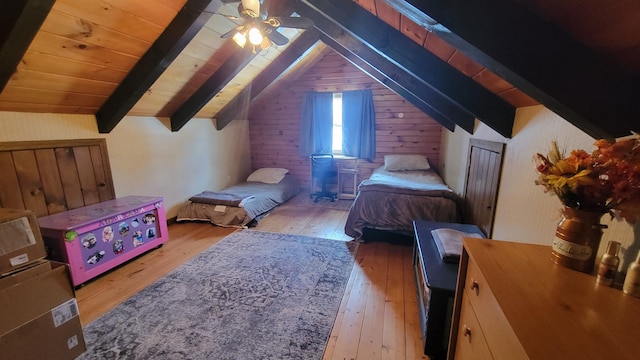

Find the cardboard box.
xmin=0 ymin=261 xmax=86 ymax=360
xmin=0 ymin=208 xmax=46 ymax=274
xmin=0 ymin=259 xmax=51 ymax=288
xmin=0 ymin=299 xmax=86 ymax=360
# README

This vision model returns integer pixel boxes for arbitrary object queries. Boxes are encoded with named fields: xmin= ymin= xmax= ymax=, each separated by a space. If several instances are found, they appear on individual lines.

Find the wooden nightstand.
xmin=336 ymin=155 xmax=358 ymax=199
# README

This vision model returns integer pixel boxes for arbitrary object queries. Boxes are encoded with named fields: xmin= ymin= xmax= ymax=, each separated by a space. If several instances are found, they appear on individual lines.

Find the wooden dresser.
xmin=448 ymin=237 xmax=640 ymax=360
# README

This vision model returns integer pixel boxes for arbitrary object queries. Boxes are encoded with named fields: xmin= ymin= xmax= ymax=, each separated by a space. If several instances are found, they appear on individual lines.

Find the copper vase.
xmin=551 ymin=207 xmax=607 ymax=273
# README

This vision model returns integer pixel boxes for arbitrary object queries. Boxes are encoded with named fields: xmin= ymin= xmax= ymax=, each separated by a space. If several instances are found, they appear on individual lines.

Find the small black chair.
xmin=310 ymin=153 xmax=338 ymax=202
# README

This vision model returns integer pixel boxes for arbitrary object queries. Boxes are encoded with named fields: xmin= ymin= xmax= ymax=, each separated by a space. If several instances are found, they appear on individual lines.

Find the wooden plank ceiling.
xmin=0 ymin=0 xmax=638 ymax=140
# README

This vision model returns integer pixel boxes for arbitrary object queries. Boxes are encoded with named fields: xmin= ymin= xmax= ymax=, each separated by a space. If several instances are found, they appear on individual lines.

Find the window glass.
xmin=332 ymin=93 xmax=343 ymax=153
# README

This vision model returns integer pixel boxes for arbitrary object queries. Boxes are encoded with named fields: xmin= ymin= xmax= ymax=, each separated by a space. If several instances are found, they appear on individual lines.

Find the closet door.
xmin=464 ymin=139 xmax=505 ymax=237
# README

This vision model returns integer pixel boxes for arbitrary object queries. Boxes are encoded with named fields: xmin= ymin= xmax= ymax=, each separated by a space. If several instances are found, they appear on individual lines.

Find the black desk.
xmin=412 ymin=220 xmax=484 ymax=360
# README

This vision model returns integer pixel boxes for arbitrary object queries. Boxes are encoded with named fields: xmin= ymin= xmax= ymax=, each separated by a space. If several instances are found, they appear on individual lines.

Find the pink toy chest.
xmin=38 ymin=196 xmax=169 ymax=286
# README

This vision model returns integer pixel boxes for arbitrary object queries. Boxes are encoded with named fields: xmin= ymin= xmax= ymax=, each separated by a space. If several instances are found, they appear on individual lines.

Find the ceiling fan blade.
xmin=221 ymin=14 xmax=244 ymax=21
xmin=221 ymin=24 xmax=246 ymax=39
xmin=240 ymin=0 xmax=261 ymax=17
xmin=266 ymin=16 xmax=313 ymax=29
xmin=221 ymin=28 xmax=237 ymax=38
xmin=265 ymin=28 xmax=289 ymax=46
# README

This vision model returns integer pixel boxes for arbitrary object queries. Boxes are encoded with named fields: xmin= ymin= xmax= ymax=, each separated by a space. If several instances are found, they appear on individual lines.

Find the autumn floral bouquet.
xmin=534 ymin=135 xmax=640 ymax=223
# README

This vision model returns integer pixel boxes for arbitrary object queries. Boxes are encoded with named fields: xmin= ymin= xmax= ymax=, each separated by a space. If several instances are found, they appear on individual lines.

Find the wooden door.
xmin=464 ymin=139 xmax=505 ymax=237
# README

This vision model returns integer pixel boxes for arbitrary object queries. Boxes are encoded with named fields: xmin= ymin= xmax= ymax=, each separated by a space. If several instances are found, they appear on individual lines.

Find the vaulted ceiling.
xmin=1 ymin=0 xmax=639 ymax=140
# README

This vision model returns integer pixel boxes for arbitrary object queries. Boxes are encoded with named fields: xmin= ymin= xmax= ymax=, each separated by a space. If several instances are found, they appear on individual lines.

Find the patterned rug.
xmin=78 ymin=230 xmax=357 ymax=359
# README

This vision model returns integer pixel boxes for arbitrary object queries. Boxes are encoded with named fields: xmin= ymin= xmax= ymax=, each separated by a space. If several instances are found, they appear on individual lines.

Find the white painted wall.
xmin=3 ymin=108 xmax=637 ymax=271
xmin=0 ymin=112 xmax=252 ymax=218
xmin=441 ymin=105 xmax=639 ymax=270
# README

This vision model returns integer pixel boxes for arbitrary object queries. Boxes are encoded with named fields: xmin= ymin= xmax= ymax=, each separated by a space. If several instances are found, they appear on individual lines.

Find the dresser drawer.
xmin=465 ymin=257 xmax=495 ymax=312
xmin=465 ymin=258 xmax=527 ymax=359
xmin=454 ymin=294 xmax=492 ymax=360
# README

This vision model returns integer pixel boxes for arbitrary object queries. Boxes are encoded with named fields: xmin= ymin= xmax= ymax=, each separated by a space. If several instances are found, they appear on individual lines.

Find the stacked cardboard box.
xmin=0 ymin=208 xmax=46 ymax=273
xmin=0 ymin=209 xmax=86 ymax=360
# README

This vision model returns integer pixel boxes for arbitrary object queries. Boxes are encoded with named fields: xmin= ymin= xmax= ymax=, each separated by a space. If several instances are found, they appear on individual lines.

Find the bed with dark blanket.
xmin=344 ymin=166 xmax=463 ymax=240
xmin=176 ymin=174 xmax=299 ymax=228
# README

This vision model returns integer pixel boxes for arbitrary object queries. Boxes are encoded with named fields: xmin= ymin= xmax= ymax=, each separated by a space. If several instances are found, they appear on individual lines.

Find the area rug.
xmin=78 ymin=230 xmax=357 ymax=359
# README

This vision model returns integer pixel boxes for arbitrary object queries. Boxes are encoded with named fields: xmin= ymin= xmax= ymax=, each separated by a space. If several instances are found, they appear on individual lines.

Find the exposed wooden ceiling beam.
xmin=215 ymin=28 xmax=322 ymax=130
xmin=299 ymin=0 xmax=515 ymax=138
xmin=214 ymin=86 xmax=251 ymax=131
xmin=95 ymin=0 xmax=223 ymax=133
xmin=386 ymin=0 xmax=640 ymax=140
xmin=170 ymin=45 xmax=256 ymax=131
xmin=249 ymin=29 xmax=321 ymax=103
xmin=321 ymin=34 xmax=456 ymax=132
xmin=299 ymin=1 xmax=473 ymax=133
xmin=251 ymin=43 xmax=330 ymax=111
xmin=0 ymin=0 xmax=56 ymax=91
xmin=297 ymin=3 xmax=474 ymax=132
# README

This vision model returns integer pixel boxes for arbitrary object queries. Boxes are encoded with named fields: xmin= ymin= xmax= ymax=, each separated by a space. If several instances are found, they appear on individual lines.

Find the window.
xmin=332 ymin=93 xmax=343 ymax=153
xmin=300 ymin=89 xmax=375 ymax=159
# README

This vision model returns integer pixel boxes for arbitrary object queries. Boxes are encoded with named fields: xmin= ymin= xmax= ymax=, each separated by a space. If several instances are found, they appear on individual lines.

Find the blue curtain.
xmin=299 ymin=92 xmax=333 ymax=156
xmin=342 ymin=89 xmax=376 ymax=159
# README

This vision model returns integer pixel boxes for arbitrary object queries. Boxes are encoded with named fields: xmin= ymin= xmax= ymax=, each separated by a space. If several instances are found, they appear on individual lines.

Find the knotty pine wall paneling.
xmin=0 ymin=139 xmax=116 ymax=217
xmin=248 ymin=50 xmax=444 ymax=190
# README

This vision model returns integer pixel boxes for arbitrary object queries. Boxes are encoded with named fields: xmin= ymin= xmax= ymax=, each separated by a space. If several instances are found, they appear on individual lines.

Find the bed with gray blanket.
xmin=344 ymin=166 xmax=463 ymax=240
xmin=177 ymin=174 xmax=300 ymax=228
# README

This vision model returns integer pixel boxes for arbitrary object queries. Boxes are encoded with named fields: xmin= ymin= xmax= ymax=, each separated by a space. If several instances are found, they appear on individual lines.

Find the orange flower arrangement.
xmin=534 ymin=135 xmax=640 ymax=223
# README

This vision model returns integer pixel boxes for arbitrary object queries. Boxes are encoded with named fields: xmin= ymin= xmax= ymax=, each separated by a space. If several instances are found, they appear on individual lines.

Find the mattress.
xmin=344 ymin=167 xmax=462 ymax=239
xmin=176 ymin=174 xmax=300 ymax=228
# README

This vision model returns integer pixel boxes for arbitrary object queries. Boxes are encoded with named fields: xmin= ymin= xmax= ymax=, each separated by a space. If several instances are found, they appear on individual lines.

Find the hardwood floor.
xmin=75 ymin=194 xmax=428 ymax=360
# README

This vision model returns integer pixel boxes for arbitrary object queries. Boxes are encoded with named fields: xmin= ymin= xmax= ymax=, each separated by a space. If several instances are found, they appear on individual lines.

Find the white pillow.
xmin=246 ymin=168 xmax=289 ymax=184
xmin=384 ymin=154 xmax=431 ymax=171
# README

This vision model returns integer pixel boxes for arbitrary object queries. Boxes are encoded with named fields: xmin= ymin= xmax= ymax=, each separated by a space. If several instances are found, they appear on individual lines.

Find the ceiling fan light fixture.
xmin=248 ymin=27 xmax=263 ymax=45
xmin=260 ymin=36 xmax=272 ymax=50
xmin=219 ymin=0 xmax=312 ymax=50
xmin=266 ymin=18 xmax=280 ymax=27
xmin=232 ymin=31 xmax=247 ymax=48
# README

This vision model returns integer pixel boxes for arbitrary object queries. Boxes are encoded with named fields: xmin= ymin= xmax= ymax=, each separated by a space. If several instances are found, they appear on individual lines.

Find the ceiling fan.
xmin=220 ymin=0 xmax=313 ymax=51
